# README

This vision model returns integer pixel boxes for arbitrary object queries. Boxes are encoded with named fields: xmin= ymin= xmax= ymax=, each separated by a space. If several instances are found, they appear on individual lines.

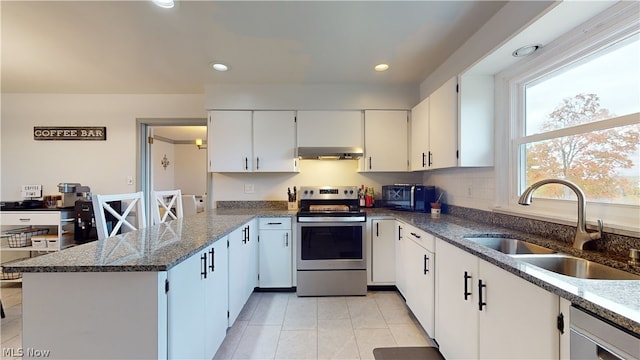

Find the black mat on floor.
xmin=373 ymin=346 xmax=445 ymax=360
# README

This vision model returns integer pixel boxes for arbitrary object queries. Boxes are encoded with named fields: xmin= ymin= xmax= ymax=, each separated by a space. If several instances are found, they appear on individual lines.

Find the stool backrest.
xmin=181 ymin=194 xmax=198 ymax=216
xmin=152 ymin=189 xmax=184 ymax=225
xmin=92 ymin=191 xmax=146 ymax=240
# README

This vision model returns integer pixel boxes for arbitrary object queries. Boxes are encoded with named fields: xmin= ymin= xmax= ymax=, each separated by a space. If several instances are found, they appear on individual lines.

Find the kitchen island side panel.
xmin=22 ymin=271 xmax=167 ymax=360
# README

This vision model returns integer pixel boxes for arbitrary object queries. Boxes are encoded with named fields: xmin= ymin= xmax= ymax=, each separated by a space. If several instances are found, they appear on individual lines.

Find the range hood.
xmin=297 ymin=147 xmax=364 ymax=160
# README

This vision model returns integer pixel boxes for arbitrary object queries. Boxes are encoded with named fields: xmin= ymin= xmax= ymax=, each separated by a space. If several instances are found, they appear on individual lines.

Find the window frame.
xmin=495 ymin=3 xmax=640 ymax=235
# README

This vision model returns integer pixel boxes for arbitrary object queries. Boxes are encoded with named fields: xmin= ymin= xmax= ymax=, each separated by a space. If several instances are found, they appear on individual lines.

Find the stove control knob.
xmin=310 ymin=190 xmax=314 ymax=195
xmin=343 ymin=190 xmax=348 ymax=195
xmin=349 ymin=190 xmax=354 ymax=194
xmin=304 ymin=190 xmax=309 ymax=195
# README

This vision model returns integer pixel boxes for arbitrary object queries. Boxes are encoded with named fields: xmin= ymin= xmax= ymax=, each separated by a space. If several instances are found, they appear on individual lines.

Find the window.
xmin=499 ymin=3 xmax=640 ymax=231
xmin=518 ymin=33 xmax=640 ymax=205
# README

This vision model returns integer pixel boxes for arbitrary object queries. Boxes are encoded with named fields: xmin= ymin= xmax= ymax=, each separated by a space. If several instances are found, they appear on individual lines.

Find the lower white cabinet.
xmin=435 ymin=238 xmax=562 ymax=359
xmin=369 ymin=218 xmax=396 ymax=284
xmin=396 ymin=222 xmax=436 ymax=337
xmin=404 ymin=230 xmax=435 ymax=337
xmin=258 ymin=217 xmax=293 ymax=288
xmin=168 ymin=238 xmax=228 ymax=359
xmin=228 ymin=219 xmax=258 ymax=326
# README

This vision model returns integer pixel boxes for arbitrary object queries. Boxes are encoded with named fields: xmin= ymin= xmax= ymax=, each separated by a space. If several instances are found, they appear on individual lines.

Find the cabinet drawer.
xmin=258 ymin=218 xmax=291 ymax=230
xmin=403 ymin=223 xmax=435 ymax=252
xmin=1 ymin=212 xmax=60 ymax=226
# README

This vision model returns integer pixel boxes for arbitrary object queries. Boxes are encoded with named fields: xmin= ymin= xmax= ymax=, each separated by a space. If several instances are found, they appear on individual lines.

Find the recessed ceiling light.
xmin=211 ymin=63 xmax=230 ymax=72
xmin=374 ymin=63 xmax=390 ymax=72
xmin=152 ymin=0 xmax=175 ymax=9
xmin=512 ymin=44 xmax=542 ymax=57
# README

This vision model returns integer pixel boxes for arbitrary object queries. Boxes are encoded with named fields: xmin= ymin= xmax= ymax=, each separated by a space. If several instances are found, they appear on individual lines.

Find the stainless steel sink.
xmin=516 ymin=254 xmax=640 ymax=280
xmin=464 ymin=237 xmax=556 ymax=255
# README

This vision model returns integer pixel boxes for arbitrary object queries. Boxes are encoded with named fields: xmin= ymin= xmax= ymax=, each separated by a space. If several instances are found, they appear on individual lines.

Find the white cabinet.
xmin=363 ymin=110 xmax=408 ymax=172
xmin=435 ymin=238 xmax=561 ymax=359
xmin=168 ymin=238 xmax=228 ymax=360
xmin=1 ymin=210 xmax=75 ymax=282
xmin=253 ymin=111 xmax=297 ymax=172
xmin=258 ymin=217 xmax=293 ymax=288
xmin=428 ymin=76 xmax=458 ymax=169
xmin=368 ymin=218 xmax=396 ymax=284
xmin=228 ymin=219 xmax=258 ymax=326
xmin=410 ymin=97 xmax=430 ymax=171
xmin=458 ymin=74 xmax=494 ymax=167
xmin=399 ymin=222 xmax=436 ymax=337
xmin=208 ymin=110 xmax=297 ymax=172
xmin=297 ymin=111 xmax=363 ymax=148
xmin=395 ymin=221 xmax=408 ymax=296
xmin=208 ymin=110 xmax=253 ymax=172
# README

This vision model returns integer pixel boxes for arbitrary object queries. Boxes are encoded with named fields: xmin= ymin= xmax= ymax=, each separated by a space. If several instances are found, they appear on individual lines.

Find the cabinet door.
xmin=364 ymin=110 xmax=408 ymax=172
xmin=297 ymin=111 xmax=363 ymax=148
xmin=208 ymin=111 xmax=253 ymax=172
xmin=394 ymin=221 xmax=408 ymax=296
xmin=228 ymin=227 xmax=246 ymax=326
xmin=168 ymin=250 xmax=206 ymax=359
xmin=410 ymin=97 xmax=430 ymax=171
xmin=204 ymin=239 xmax=228 ymax=358
xmin=428 ymin=77 xmax=458 ymax=169
xmin=478 ymin=259 xmax=559 ymax=359
xmin=253 ymin=111 xmax=297 ymax=172
xmin=228 ymin=221 xmax=258 ymax=326
xmin=371 ymin=219 xmax=396 ymax=284
xmin=405 ymin=239 xmax=435 ymax=337
xmin=258 ymin=229 xmax=292 ymax=288
xmin=435 ymin=238 xmax=479 ymax=360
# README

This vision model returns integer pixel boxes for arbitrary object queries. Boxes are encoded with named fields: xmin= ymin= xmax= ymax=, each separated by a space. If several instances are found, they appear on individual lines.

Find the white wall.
xmin=152 ymin=140 xmax=175 ymax=191
xmin=174 ymin=143 xmax=207 ymax=196
xmin=0 ymin=94 xmax=205 ymax=200
xmin=212 ymin=160 xmax=422 ymax=203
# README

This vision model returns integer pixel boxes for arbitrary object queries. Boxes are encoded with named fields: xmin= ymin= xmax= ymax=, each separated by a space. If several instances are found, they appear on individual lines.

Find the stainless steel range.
xmin=296 ymin=186 xmax=367 ymax=296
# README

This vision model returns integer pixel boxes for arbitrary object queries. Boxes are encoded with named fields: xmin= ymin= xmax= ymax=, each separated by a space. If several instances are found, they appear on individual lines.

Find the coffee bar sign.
xmin=34 ymin=126 xmax=107 ymax=141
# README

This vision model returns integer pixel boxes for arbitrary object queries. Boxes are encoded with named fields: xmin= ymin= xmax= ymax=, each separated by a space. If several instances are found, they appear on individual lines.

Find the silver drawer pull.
xmin=267 ymin=222 xmax=282 ymax=225
xmin=19 ymin=218 xmax=31 ymax=222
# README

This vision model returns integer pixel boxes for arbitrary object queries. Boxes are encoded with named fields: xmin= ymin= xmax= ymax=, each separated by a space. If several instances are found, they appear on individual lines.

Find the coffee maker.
xmin=58 ymin=183 xmax=91 ymax=208
xmin=74 ymin=200 xmax=121 ymax=243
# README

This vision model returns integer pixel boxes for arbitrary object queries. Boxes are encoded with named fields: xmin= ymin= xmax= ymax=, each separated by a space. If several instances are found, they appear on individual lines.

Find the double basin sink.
xmin=464 ymin=236 xmax=640 ymax=281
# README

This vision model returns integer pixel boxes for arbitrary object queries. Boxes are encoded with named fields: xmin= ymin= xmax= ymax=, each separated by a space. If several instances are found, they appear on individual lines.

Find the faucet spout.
xmin=518 ymin=178 xmax=602 ymax=250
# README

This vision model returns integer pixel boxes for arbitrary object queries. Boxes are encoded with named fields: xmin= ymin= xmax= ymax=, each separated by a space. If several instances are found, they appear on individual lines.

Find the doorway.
xmin=137 ymin=118 xmax=208 ymax=226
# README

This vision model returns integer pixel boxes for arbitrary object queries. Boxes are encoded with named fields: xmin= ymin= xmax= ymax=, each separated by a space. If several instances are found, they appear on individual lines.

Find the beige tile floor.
xmin=214 ymin=291 xmax=435 ymax=360
xmin=1 ymin=283 xmax=23 ymax=360
xmin=0 ymin=284 xmax=433 ymax=360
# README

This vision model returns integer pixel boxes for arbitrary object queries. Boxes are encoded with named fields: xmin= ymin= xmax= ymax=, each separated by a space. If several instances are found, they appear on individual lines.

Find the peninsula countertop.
xmin=4 ymin=207 xmax=639 ymax=334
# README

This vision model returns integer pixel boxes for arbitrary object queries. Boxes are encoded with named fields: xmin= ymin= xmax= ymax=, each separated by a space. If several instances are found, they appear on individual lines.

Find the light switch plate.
xmin=244 ymin=184 xmax=255 ymax=194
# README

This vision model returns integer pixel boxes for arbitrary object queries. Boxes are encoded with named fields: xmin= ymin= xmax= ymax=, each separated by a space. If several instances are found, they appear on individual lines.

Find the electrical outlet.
xmin=127 ymin=176 xmax=134 ymax=185
xmin=244 ymin=184 xmax=255 ymax=194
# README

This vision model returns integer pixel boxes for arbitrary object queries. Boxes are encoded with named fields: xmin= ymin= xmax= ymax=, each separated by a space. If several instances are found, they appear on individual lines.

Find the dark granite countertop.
xmin=4 ymin=206 xmax=639 ymax=334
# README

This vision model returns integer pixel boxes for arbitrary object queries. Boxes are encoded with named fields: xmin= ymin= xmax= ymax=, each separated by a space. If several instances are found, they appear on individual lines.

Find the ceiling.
xmin=1 ymin=0 xmax=507 ymax=94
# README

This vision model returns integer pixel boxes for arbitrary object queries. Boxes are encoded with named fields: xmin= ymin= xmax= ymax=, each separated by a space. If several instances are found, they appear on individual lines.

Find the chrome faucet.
xmin=518 ymin=179 xmax=603 ymax=250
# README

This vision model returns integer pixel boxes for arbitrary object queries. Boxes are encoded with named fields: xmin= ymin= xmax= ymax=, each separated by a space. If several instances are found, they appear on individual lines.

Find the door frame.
xmin=136 ymin=118 xmax=207 ymax=227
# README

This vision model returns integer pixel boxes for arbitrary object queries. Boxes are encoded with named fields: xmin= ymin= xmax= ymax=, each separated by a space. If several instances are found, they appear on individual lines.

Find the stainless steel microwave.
xmin=380 ymin=185 xmax=436 ymax=212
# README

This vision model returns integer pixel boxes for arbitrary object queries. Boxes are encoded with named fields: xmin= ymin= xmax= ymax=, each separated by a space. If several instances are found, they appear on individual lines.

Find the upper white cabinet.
xmin=208 ymin=111 xmax=253 ymax=172
xmin=208 ymin=110 xmax=297 ymax=172
xmin=411 ymin=75 xmax=493 ymax=170
xmin=363 ymin=110 xmax=409 ymax=172
xmin=297 ymin=111 xmax=363 ymax=148
xmin=410 ymin=97 xmax=429 ymax=171
xmin=253 ymin=111 xmax=297 ymax=172
xmin=428 ymin=77 xmax=458 ymax=169
xmin=458 ymin=74 xmax=494 ymax=167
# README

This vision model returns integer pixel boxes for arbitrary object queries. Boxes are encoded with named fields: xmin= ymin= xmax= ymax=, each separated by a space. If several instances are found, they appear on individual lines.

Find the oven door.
xmin=297 ymin=221 xmax=366 ymax=270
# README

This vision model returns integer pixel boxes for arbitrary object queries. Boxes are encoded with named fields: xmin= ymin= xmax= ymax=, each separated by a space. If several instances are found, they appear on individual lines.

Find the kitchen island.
xmin=5 ymin=207 xmax=639 ymax=359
